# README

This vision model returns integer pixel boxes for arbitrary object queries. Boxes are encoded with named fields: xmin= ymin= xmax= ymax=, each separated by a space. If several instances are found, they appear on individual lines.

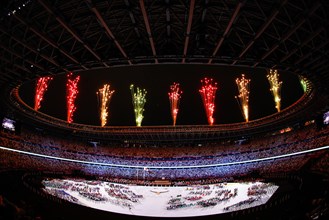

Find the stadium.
xmin=1 ymin=0 xmax=329 ymax=219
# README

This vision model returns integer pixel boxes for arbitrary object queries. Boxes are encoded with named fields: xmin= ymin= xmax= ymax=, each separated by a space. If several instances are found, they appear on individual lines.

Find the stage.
xmin=42 ymin=178 xmax=278 ymax=218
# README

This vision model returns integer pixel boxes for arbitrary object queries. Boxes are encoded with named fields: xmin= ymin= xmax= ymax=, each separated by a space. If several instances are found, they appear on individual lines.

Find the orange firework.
xmin=235 ymin=74 xmax=251 ymax=122
xmin=96 ymin=84 xmax=115 ymax=127
xmin=267 ymin=69 xmax=282 ymax=112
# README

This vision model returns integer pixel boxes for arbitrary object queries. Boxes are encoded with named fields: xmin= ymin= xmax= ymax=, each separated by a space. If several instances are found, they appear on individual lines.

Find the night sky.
xmin=19 ymin=64 xmax=304 ymax=126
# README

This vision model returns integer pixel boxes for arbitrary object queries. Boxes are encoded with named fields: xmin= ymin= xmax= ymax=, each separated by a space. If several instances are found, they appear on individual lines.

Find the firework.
xmin=34 ymin=76 xmax=53 ymax=110
xmin=199 ymin=77 xmax=218 ymax=125
xmin=66 ymin=72 xmax=80 ymax=123
xmin=130 ymin=84 xmax=147 ymax=126
xmin=299 ymin=76 xmax=307 ymax=93
xmin=267 ymin=69 xmax=282 ymax=112
xmin=168 ymin=82 xmax=183 ymax=126
xmin=235 ymin=74 xmax=251 ymax=122
xmin=96 ymin=84 xmax=115 ymax=127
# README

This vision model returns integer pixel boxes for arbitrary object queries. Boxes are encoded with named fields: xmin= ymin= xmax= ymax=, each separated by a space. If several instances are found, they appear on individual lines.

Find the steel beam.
xmin=209 ymin=2 xmax=243 ymax=64
xmin=87 ymin=1 xmax=132 ymax=65
xmin=253 ymin=2 xmax=321 ymax=67
xmin=37 ymin=0 xmax=108 ymax=67
xmin=280 ymin=28 xmax=323 ymax=63
xmin=139 ymin=0 xmax=158 ymax=63
xmin=182 ymin=0 xmax=195 ymax=63
xmin=13 ymin=14 xmax=86 ymax=69
xmin=0 ymin=44 xmax=45 ymax=71
xmin=232 ymin=0 xmax=288 ymax=65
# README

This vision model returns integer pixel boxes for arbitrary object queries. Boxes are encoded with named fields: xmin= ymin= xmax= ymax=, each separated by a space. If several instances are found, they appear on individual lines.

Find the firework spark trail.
xmin=299 ymin=76 xmax=307 ymax=93
xmin=34 ymin=76 xmax=53 ymax=110
xmin=199 ymin=78 xmax=218 ymax=125
xmin=168 ymin=82 xmax=183 ymax=126
xmin=267 ymin=69 xmax=282 ymax=112
xmin=235 ymin=74 xmax=251 ymax=122
xmin=66 ymin=72 xmax=80 ymax=123
xmin=97 ymin=84 xmax=115 ymax=127
xmin=130 ymin=84 xmax=147 ymax=127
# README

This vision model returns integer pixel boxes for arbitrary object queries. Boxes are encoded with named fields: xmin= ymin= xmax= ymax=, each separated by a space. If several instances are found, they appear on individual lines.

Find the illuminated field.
xmin=43 ymin=179 xmax=278 ymax=218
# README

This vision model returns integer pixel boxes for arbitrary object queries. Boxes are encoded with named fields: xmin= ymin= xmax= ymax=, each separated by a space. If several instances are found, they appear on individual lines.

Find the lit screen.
xmin=2 ymin=117 xmax=15 ymax=131
xmin=324 ymin=111 xmax=329 ymax=125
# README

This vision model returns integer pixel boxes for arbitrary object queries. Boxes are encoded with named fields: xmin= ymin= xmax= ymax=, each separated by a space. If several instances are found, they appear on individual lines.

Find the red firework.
xmin=199 ymin=77 xmax=218 ymax=125
xmin=168 ymin=82 xmax=183 ymax=126
xmin=34 ymin=76 xmax=53 ymax=110
xmin=66 ymin=72 xmax=80 ymax=123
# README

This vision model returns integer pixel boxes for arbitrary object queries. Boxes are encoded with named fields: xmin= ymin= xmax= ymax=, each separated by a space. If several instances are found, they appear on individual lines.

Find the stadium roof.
xmin=0 ymin=0 xmax=328 ymax=77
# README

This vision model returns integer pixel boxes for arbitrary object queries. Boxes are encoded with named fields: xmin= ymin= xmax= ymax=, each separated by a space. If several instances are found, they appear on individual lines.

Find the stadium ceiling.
xmin=0 ymin=0 xmax=328 ymax=83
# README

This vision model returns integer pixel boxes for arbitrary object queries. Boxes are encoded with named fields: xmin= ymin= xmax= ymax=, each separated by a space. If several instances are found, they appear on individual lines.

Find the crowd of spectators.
xmin=0 ymin=122 xmax=328 ymax=180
